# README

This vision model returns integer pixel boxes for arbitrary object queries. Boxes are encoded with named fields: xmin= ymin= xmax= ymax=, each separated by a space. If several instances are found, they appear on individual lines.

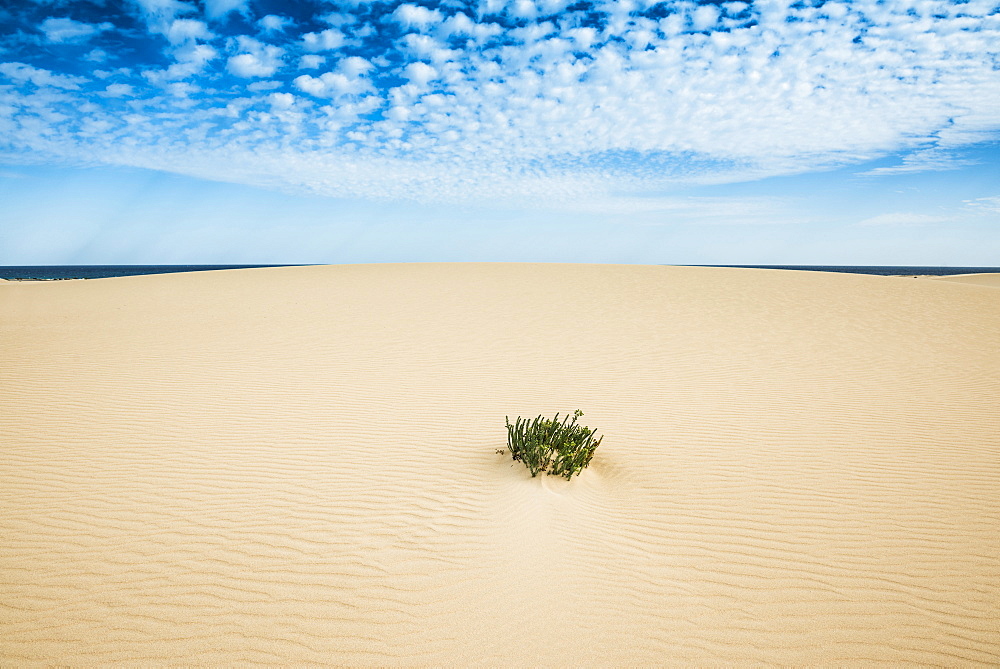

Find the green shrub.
xmin=501 ymin=409 xmax=603 ymax=480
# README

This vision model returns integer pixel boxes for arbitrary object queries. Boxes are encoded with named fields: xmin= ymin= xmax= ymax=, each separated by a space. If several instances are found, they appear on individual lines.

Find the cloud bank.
xmin=0 ymin=0 xmax=998 ymax=204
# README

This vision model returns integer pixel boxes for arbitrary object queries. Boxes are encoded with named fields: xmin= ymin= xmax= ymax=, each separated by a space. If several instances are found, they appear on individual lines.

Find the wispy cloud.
xmin=963 ymin=197 xmax=1000 ymax=214
xmin=39 ymin=17 xmax=114 ymax=44
xmin=859 ymin=149 xmax=981 ymax=176
xmin=0 ymin=0 xmax=998 ymax=205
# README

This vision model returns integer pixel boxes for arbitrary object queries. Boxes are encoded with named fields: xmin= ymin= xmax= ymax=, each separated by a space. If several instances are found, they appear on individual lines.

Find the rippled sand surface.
xmin=2 ymin=264 xmax=999 ymax=665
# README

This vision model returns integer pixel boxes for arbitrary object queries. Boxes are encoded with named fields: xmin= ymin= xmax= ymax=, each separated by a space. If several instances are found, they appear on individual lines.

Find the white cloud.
xmin=295 ymin=55 xmax=376 ymax=99
xmin=84 ymin=48 xmax=108 ymax=63
xmin=301 ymin=29 xmax=344 ymax=52
xmin=227 ymin=37 xmax=283 ymax=78
xmin=165 ymin=81 xmax=196 ymax=98
xmin=565 ymin=27 xmax=598 ymax=49
xmin=267 ymin=92 xmax=296 ymax=110
xmin=963 ymin=197 xmax=1000 ymax=214
xmin=4 ymin=0 xmax=1000 ymax=206
xmin=691 ymin=5 xmax=720 ymax=32
xmin=258 ymin=15 xmax=291 ymax=33
xmin=339 ymin=56 xmax=374 ymax=78
xmin=40 ymin=17 xmax=114 ymax=43
xmin=294 ymin=58 xmax=375 ymax=98
xmin=860 ymin=149 xmax=980 ymax=176
xmin=399 ymin=33 xmax=457 ymax=63
xmin=299 ymin=55 xmax=325 ymax=69
xmin=135 ymin=13 xmax=215 ymax=85
xmin=438 ymin=13 xmax=501 ymax=40
xmin=144 ymin=41 xmax=216 ymax=82
xmin=319 ymin=12 xmax=356 ymax=28
xmin=392 ymin=4 xmax=443 ymax=30
xmin=228 ymin=52 xmax=279 ymax=77
xmin=204 ymin=0 xmax=249 ymax=20
xmin=510 ymin=0 xmax=538 ymax=20
xmin=104 ymin=83 xmax=134 ymax=97
xmin=164 ymin=18 xmax=213 ymax=44
xmin=177 ymin=42 xmax=216 ymax=65
xmin=0 ymin=62 xmax=86 ymax=89
xmin=92 ymin=67 xmax=131 ymax=80
xmin=403 ymin=61 xmax=437 ymax=86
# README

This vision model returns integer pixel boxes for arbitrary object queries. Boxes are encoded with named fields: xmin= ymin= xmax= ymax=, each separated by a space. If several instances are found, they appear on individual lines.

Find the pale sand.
xmin=932 ymin=273 xmax=1000 ymax=288
xmin=1 ymin=263 xmax=999 ymax=665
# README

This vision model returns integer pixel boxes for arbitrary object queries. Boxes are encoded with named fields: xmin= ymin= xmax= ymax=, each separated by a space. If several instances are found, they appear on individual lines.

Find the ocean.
xmin=0 ymin=264 xmax=998 ymax=280
xmin=0 ymin=265 xmax=302 ymax=280
xmin=694 ymin=265 xmax=1000 ymax=276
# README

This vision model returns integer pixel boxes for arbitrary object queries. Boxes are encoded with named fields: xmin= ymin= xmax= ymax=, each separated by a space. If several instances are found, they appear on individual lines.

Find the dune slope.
xmin=932 ymin=272 xmax=1000 ymax=288
xmin=2 ymin=263 xmax=999 ymax=665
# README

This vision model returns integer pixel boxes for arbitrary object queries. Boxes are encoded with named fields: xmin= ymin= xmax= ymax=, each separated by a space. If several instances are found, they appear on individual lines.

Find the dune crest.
xmin=2 ymin=264 xmax=999 ymax=665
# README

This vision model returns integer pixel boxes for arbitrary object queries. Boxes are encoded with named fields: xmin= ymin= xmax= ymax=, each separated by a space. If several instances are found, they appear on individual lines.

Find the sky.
xmin=0 ymin=0 xmax=998 ymax=265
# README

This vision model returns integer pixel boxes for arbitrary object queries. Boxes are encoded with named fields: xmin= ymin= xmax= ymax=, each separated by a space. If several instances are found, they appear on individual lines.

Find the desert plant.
xmin=502 ymin=409 xmax=603 ymax=480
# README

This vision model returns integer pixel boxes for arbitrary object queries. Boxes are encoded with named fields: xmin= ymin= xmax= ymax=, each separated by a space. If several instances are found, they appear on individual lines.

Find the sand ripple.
xmin=2 ymin=264 xmax=999 ymax=665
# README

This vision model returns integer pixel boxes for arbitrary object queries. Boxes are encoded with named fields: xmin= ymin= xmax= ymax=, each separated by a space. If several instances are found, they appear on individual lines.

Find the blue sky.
xmin=0 ymin=0 xmax=998 ymax=265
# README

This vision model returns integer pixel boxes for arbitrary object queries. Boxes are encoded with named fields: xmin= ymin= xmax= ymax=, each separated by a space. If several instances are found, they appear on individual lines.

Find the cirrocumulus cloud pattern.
xmin=1 ymin=0 xmax=998 ymax=203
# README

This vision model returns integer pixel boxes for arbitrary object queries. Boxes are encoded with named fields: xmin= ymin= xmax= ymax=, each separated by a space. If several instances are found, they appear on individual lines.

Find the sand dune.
xmin=2 ymin=263 xmax=999 ymax=665
xmin=931 ymin=272 xmax=1000 ymax=288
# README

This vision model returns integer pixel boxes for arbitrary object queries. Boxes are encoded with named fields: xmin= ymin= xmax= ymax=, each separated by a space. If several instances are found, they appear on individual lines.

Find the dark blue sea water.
xmin=0 ymin=264 xmax=997 ymax=280
xmin=693 ymin=265 xmax=1000 ymax=276
xmin=0 ymin=265 xmax=305 ymax=280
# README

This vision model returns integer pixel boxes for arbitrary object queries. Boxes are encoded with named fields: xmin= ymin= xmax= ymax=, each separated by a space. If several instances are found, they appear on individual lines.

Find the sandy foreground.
xmin=1 ymin=263 xmax=999 ymax=665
